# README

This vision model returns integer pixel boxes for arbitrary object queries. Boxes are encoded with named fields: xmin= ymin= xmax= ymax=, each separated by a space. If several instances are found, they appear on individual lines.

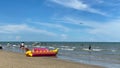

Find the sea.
xmin=1 ymin=42 xmax=120 ymax=68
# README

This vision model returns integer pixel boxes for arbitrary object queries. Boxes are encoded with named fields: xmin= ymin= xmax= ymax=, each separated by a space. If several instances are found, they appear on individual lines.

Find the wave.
xmin=111 ymin=49 xmax=116 ymax=52
xmin=12 ymin=45 xmax=17 ymax=47
xmin=33 ymin=45 xmax=40 ymax=48
xmin=48 ymin=46 xmax=55 ymax=49
xmin=60 ymin=46 xmax=69 ymax=48
xmin=61 ymin=48 xmax=74 ymax=51
xmin=82 ymin=48 xmax=103 ymax=51
xmin=82 ymin=48 xmax=90 ymax=51
xmin=72 ymin=47 xmax=76 ymax=49
xmin=92 ymin=49 xmax=103 ymax=51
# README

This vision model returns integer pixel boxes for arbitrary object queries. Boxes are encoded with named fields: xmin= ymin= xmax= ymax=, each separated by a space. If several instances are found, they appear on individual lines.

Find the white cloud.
xmin=89 ymin=19 xmax=120 ymax=38
xmin=32 ymin=22 xmax=70 ymax=32
xmin=95 ymin=0 xmax=104 ymax=3
xmin=15 ymin=36 xmax=21 ymax=40
xmin=6 ymin=35 xmax=21 ymax=41
xmin=58 ymin=16 xmax=101 ymax=28
xmin=0 ymin=24 xmax=57 ymax=36
xmin=51 ymin=0 xmax=106 ymax=16
xmin=56 ymin=16 xmax=120 ymax=41
xmin=61 ymin=34 xmax=67 ymax=40
xmin=0 ymin=24 xmax=27 ymax=33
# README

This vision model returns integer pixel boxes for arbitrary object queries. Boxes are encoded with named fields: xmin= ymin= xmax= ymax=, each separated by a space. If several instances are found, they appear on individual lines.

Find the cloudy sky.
xmin=0 ymin=0 xmax=120 ymax=42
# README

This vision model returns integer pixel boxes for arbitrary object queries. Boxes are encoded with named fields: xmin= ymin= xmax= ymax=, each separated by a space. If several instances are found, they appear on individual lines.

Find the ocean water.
xmin=1 ymin=42 xmax=120 ymax=68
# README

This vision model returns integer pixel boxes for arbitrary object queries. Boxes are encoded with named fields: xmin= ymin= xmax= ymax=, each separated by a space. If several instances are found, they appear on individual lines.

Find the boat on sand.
xmin=25 ymin=48 xmax=59 ymax=57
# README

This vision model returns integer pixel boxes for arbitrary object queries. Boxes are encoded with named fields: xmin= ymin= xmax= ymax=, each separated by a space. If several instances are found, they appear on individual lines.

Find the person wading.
xmin=89 ymin=45 xmax=91 ymax=50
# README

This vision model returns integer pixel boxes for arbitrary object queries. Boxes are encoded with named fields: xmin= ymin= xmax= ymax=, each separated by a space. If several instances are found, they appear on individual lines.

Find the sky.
xmin=0 ymin=0 xmax=120 ymax=42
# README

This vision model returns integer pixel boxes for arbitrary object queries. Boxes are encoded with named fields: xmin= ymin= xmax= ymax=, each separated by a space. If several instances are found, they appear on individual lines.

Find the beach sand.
xmin=0 ymin=50 xmax=105 ymax=68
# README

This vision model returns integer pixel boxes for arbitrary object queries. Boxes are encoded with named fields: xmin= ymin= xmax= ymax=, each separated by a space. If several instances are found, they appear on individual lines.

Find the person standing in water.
xmin=20 ymin=42 xmax=29 ymax=51
xmin=89 ymin=45 xmax=91 ymax=50
xmin=20 ymin=42 xmax=25 ymax=48
xmin=0 ymin=44 xmax=2 ymax=49
xmin=7 ymin=42 xmax=10 ymax=47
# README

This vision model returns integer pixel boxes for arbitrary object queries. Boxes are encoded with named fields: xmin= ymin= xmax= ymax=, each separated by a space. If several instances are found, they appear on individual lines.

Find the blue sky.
xmin=0 ymin=0 xmax=120 ymax=42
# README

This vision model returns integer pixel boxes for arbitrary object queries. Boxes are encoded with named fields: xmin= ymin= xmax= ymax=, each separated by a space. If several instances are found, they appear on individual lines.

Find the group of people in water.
xmin=0 ymin=42 xmax=29 ymax=51
xmin=1 ymin=42 xmax=92 ymax=51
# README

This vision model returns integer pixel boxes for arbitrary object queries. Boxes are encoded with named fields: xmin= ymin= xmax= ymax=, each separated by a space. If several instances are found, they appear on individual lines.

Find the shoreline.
xmin=0 ymin=50 xmax=105 ymax=68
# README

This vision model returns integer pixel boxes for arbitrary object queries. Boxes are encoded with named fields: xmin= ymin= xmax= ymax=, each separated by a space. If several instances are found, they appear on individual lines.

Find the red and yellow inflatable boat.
xmin=25 ymin=48 xmax=59 ymax=57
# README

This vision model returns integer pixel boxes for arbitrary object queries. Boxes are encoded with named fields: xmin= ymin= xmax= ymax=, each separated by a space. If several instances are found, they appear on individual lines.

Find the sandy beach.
xmin=0 ymin=50 xmax=104 ymax=68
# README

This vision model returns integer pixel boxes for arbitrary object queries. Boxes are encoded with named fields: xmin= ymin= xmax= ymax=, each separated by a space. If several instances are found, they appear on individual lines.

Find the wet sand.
xmin=0 ymin=50 xmax=105 ymax=68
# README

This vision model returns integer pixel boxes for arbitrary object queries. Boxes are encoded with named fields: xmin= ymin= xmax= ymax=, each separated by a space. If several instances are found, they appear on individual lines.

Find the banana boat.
xmin=25 ymin=48 xmax=59 ymax=57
